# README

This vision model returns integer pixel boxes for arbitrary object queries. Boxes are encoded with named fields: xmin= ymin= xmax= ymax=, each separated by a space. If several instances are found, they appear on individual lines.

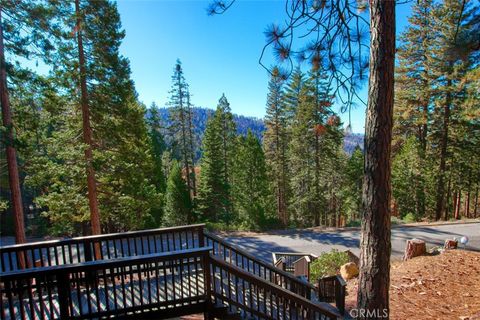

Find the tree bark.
xmin=0 ymin=8 xmax=27 ymax=247
xmin=465 ymin=191 xmax=470 ymax=218
xmin=474 ymin=185 xmax=478 ymax=218
xmin=357 ymin=0 xmax=395 ymax=317
xmin=75 ymin=0 xmax=101 ymax=237
xmin=444 ymin=176 xmax=451 ymax=220
xmin=403 ymin=239 xmax=426 ymax=260
xmin=454 ymin=191 xmax=461 ymax=220
xmin=434 ymin=76 xmax=452 ymax=221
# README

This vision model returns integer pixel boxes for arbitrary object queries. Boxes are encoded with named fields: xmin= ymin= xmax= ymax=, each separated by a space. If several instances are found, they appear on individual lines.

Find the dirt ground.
xmin=346 ymin=250 xmax=480 ymax=320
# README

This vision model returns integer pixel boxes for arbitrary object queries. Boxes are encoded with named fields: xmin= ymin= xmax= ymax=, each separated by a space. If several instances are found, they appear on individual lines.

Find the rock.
xmin=444 ymin=239 xmax=458 ymax=249
xmin=403 ymin=239 xmax=426 ymax=260
xmin=340 ymin=262 xmax=359 ymax=280
xmin=427 ymin=246 xmax=442 ymax=255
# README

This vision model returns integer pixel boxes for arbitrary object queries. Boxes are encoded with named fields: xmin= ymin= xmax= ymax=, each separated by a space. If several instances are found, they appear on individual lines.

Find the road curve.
xmin=221 ymin=222 xmax=480 ymax=263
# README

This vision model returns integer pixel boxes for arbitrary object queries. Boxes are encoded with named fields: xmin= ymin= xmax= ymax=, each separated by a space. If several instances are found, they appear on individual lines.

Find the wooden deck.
xmin=4 ymin=271 xmax=205 ymax=319
xmin=1 ymin=225 xmax=342 ymax=320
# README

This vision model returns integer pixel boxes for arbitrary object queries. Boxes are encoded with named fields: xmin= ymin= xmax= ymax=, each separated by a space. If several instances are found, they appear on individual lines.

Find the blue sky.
xmin=116 ymin=0 xmax=413 ymax=133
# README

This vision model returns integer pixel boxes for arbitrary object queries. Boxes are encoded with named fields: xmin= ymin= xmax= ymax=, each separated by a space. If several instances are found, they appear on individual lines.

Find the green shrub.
xmin=205 ymin=221 xmax=250 ymax=232
xmin=345 ymin=219 xmax=361 ymax=227
xmin=309 ymin=249 xmax=349 ymax=283
xmin=402 ymin=212 xmax=416 ymax=223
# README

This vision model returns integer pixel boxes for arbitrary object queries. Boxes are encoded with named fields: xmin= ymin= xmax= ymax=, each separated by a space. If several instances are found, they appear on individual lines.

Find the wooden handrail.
xmin=0 ymin=224 xmax=205 ymax=251
xmin=210 ymin=254 xmax=341 ymax=319
xmin=204 ymin=232 xmax=317 ymax=292
xmin=1 ymin=246 xmax=212 ymax=280
xmin=1 ymin=246 xmax=212 ymax=320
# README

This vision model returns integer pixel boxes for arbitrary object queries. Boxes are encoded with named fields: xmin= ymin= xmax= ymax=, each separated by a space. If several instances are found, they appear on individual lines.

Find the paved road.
xmin=221 ymin=223 xmax=480 ymax=263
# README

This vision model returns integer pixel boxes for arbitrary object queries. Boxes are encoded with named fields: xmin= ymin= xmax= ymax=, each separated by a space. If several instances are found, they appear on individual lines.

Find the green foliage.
xmin=167 ymin=59 xmax=197 ymax=199
xmin=393 ymin=0 xmax=480 ymax=221
xmin=289 ymin=67 xmax=345 ymax=227
xmin=345 ymin=220 xmax=361 ymax=228
xmin=232 ymin=131 xmax=270 ymax=230
xmin=196 ymin=96 xmax=236 ymax=223
xmin=163 ymin=162 xmax=193 ymax=227
xmin=392 ymin=137 xmax=426 ymax=221
xmin=403 ymin=213 xmax=417 ymax=223
xmin=309 ymin=249 xmax=349 ymax=282
xmin=263 ymin=67 xmax=289 ymax=226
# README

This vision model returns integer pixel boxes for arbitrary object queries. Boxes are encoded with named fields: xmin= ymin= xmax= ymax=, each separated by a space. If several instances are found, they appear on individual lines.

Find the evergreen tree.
xmin=216 ymin=94 xmax=236 ymax=188
xmin=393 ymin=0 xmax=434 ymax=219
xmin=232 ymin=131 xmax=270 ymax=229
xmin=392 ymin=137 xmax=425 ymax=220
xmin=0 ymin=0 xmax=58 ymax=244
xmin=428 ymin=0 xmax=478 ymax=220
xmin=394 ymin=0 xmax=479 ymax=221
xmin=146 ymin=102 xmax=167 ymax=194
xmin=394 ymin=0 xmax=433 ymax=152
xmin=167 ymin=60 xmax=197 ymax=201
xmin=24 ymin=0 xmax=162 ymax=234
xmin=163 ymin=161 xmax=192 ymax=227
xmin=344 ymin=146 xmax=364 ymax=222
xmin=263 ymin=67 xmax=289 ymax=226
xmin=196 ymin=114 xmax=229 ymax=222
xmin=196 ymin=95 xmax=236 ymax=223
xmin=289 ymin=67 xmax=342 ymax=227
xmin=283 ymin=67 xmax=304 ymax=125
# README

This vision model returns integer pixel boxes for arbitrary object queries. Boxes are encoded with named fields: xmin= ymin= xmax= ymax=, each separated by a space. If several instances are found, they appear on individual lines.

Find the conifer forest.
xmin=1 ymin=0 xmax=479 ymax=241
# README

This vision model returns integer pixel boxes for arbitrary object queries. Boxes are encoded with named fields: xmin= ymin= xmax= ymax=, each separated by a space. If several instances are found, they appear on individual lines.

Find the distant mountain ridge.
xmin=150 ymin=107 xmax=363 ymax=155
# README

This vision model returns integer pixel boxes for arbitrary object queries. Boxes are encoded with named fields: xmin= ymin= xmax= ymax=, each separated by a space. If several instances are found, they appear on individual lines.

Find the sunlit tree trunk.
xmin=0 ymin=8 xmax=26 ymax=249
xmin=75 ymin=0 xmax=101 ymax=237
xmin=435 ymin=75 xmax=452 ymax=221
xmin=357 ymin=0 xmax=395 ymax=317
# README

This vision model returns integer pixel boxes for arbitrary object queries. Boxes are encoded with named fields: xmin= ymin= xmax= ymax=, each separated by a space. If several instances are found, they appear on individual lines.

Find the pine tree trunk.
xmin=357 ymin=0 xmax=395 ymax=317
xmin=434 ymin=77 xmax=452 ymax=221
xmin=186 ymin=99 xmax=197 ymax=197
xmin=474 ymin=186 xmax=478 ymax=218
xmin=75 ymin=0 xmax=101 ymax=237
xmin=465 ymin=176 xmax=471 ymax=218
xmin=314 ymin=135 xmax=321 ymax=226
xmin=465 ymin=191 xmax=470 ymax=218
xmin=444 ymin=177 xmax=452 ymax=221
xmin=0 ymin=8 xmax=27 ymax=248
xmin=455 ymin=191 xmax=461 ymax=220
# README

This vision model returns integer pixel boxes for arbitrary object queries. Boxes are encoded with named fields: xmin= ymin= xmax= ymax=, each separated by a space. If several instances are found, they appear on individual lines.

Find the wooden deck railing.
xmin=204 ymin=233 xmax=317 ymax=300
xmin=1 ymin=225 xmax=343 ymax=319
xmin=0 ymin=224 xmax=205 ymax=272
xmin=209 ymin=255 xmax=340 ymax=320
xmin=317 ymin=275 xmax=347 ymax=315
xmin=1 ymin=247 xmax=211 ymax=320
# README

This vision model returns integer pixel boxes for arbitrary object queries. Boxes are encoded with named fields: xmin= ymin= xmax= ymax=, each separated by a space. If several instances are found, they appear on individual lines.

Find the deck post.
xmin=198 ymin=226 xmax=205 ymax=247
xmin=203 ymin=251 xmax=213 ymax=319
xmin=58 ymin=271 xmax=70 ymax=319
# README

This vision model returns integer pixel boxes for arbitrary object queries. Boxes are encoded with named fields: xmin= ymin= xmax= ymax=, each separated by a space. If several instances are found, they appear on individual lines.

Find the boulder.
xmin=340 ymin=262 xmax=359 ymax=280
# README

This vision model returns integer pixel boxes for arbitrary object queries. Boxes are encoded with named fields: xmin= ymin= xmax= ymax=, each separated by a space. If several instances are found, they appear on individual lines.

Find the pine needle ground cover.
xmin=346 ymin=250 xmax=480 ymax=319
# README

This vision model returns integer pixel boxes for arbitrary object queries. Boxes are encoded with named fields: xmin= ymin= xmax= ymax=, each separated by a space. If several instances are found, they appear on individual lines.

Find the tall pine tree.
xmin=168 ymin=60 xmax=197 ymax=201
xmin=264 ymin=67 xmax=289 ymax=226
xmin=232 ymin=131 xmax=270 ymax=229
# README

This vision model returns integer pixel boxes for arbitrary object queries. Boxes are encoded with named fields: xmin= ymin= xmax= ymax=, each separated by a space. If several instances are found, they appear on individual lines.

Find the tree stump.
xmin=403 ymin=239 xmax=426 ymax=260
